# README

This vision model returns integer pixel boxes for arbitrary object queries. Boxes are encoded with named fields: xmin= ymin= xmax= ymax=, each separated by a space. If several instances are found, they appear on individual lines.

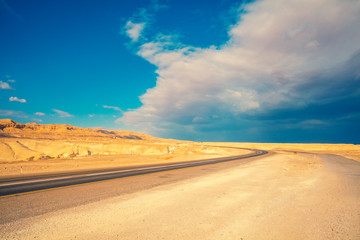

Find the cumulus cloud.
xmin=118 ymin=0 xmax=360 ymax=141
xmin=35 ymin=112 xmax=46 ymax=116
xmin=0 ymin=81 xmax=12 ymax=89
xmin=9 ymin=96 xmax=26 ymax=103
xmin=52 ymin=109 xmax=74 ymax=118
xmin=124 ymin=21 xmax=146 ymax=42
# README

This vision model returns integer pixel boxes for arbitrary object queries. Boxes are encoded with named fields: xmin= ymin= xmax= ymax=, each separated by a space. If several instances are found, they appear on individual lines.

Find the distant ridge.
xmin=0 ymin=119 xmax=155 ymax=140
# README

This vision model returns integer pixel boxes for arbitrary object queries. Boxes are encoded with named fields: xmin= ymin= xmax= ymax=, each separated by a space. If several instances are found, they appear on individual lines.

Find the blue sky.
xmin=1 ymin=0 xmax=359 ymax=143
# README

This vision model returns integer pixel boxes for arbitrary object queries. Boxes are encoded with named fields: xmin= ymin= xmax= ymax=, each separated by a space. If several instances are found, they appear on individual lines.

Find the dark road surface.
xmin=0 ymin=149 xmax=267 ymax=196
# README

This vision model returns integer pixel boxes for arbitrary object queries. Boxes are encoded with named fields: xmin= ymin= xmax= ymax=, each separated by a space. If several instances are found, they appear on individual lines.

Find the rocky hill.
xmin=0 ymin=119 xmax=239 ymax=166
xmin=0 ymin=119 xmax=155 ymax=140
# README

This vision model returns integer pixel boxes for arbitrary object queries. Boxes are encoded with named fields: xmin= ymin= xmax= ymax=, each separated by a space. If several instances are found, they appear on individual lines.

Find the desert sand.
xmin=0 ymin=119 xmax=359 ymax=239
xmin=206 ymin=142 xmax=360 ymax=162
xmin=1 ymin=150 xmax=359 ymax=239
xmin=1 ymin=119 xmax=358 ymax=176
xmin=0 ymin=119 xmax=250 ymax=176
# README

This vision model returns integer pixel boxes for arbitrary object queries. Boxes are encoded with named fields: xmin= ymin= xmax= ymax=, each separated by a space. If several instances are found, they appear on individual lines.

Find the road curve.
xmin=0 ymin=148 xmax=268 ymax=196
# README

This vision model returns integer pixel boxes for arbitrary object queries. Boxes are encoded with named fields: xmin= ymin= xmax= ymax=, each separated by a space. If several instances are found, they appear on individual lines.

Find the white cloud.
xmin=122 ymin=0 xmax=166 ymax=43
xmin=32 ymin=118 xmax=43 ymax=123
xmin=0 ymin=81 xmax=12 ymax=89
xmin=52 ymin=109 xmax=74 ymax=118
xmin=7 ymin=79 xmax=15 ymax=83
xmin=9 ymin=96 xmax=26 ymax=103
xmin=304 ymin=40 xmax=320 ymax=50
xmin=299 ymin=119 xmax=327 ymax=126
xmin=35 ymin=112 xmax=46 ymax=116
xmin=124 ymin=21 xmax=146 ymax=42
xmin=0 ymin=109 xmax=28 ymax=118
xmin=118 ymin=0 xmax=360 ymax=139
xmin=103 ymin=105 xmax=123 ymax=113
xmin=88 ymin=114 xmax=95 ymax=118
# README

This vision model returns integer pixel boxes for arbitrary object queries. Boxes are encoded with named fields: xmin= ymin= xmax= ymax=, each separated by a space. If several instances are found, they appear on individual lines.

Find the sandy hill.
xmin=0 ymin=119 xmax=244 ymax=170
xmin=0 ymin=119 xmax=155 ymax=140
xmin=0 ymin=119 xmax=165 ymax=163
xmin=0 ymin=120 xmax=249 ymax=176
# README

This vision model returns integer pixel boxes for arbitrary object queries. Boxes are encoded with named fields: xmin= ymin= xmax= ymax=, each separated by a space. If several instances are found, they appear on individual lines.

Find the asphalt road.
xmin=0 ymin=148 xmax=267 ymax=197
xmin=0 ymin=148 xmax=270 ymax=224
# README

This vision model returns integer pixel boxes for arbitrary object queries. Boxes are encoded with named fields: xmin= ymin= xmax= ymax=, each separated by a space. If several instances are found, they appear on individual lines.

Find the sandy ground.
xmin=1 ymin=150 xmax=359 ymax=239
xmin=0 ymin=140 xmax=250 ymax=176
xmin=205 ymin=142 xmax=360 ymax=162
xmin=2 ymin=140 xmax=358 ymax=177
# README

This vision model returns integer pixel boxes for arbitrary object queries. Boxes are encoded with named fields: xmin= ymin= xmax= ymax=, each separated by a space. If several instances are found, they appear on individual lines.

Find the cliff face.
xmin=0 ymin=119 xmax=154 ymax=140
